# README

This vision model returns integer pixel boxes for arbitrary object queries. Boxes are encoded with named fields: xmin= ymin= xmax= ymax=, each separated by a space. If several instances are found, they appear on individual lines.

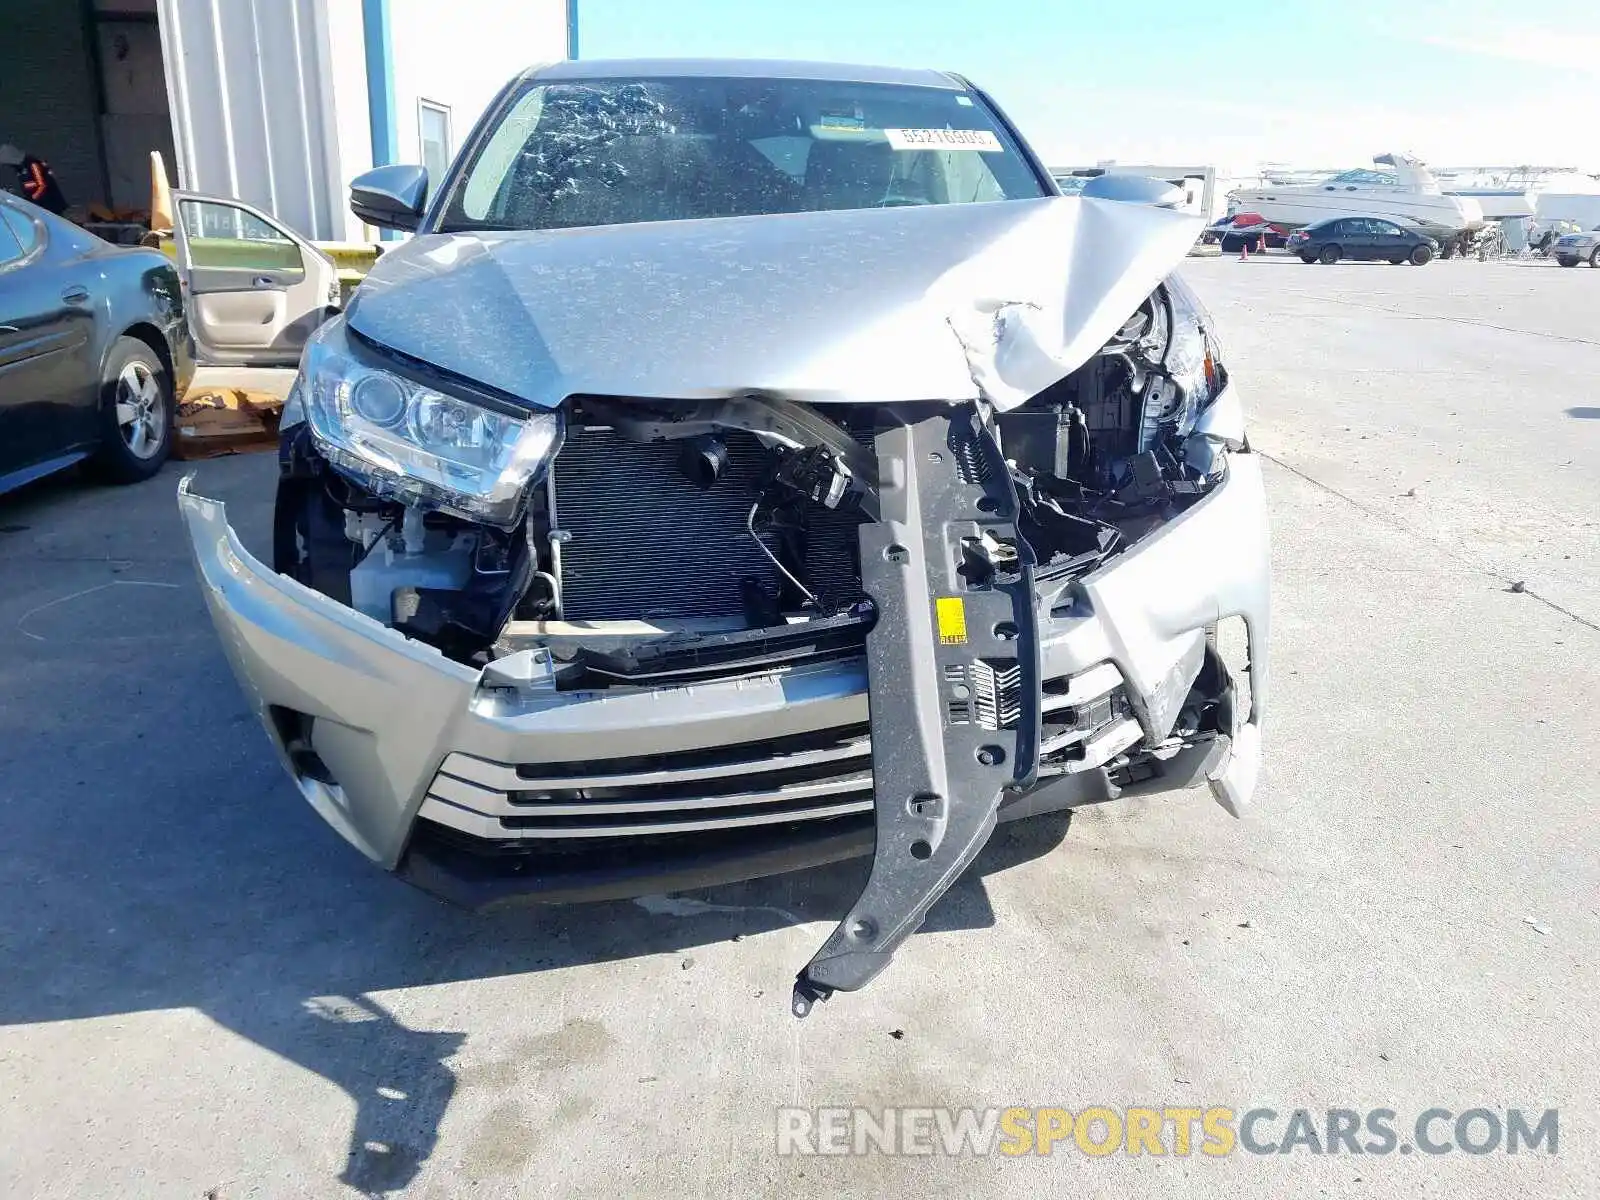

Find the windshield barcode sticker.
xmin=885 ymin=128 xmax=1003 ymax=153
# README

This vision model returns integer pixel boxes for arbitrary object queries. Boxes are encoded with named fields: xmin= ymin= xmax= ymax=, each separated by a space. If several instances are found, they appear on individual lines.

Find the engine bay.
xmin=275 ymin=282 xmax=1229 ymax=680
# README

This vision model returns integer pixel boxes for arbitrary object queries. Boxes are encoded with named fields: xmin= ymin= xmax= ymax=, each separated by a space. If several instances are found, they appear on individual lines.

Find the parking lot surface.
xmin=1 ymin=256 xmax=1596 ymax=1198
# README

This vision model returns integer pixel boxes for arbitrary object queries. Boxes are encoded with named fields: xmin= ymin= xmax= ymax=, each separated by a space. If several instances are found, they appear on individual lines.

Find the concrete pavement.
xmin=0 ymin=256 xmax=1595 ymax=1198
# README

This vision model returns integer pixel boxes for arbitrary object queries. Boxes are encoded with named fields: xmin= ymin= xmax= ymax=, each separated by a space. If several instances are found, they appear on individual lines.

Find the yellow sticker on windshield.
xmin=936 ymin=597 xmax=968 ymax=645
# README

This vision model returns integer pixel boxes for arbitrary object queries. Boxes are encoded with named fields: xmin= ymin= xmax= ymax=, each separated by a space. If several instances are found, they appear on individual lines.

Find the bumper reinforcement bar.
xmin=792 ymin=405 xmax=1042 ymax=1016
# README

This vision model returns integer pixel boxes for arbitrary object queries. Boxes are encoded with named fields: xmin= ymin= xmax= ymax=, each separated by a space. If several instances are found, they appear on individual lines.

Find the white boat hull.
xmin=1535 ymin=192 xmax=1600 ymax=229
xmin=1447 ymin=189 xmax=1536 ymax=220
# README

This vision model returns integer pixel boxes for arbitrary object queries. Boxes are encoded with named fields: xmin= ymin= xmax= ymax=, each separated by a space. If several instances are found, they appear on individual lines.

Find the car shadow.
xmin=0 ymin=460 xmax=92 ymax=520
xmin=0 ymin=456 xmax=1075 ymax=1194
xmin=1566 ymin=407 xmax=1600 ymax=419
xmin=1222 ymin=251 xmax=1298 ymax=263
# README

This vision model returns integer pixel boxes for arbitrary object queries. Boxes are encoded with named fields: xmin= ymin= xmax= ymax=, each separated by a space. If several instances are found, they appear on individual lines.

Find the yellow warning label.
xmin=935 ymin=596 xmax=968 ymax=645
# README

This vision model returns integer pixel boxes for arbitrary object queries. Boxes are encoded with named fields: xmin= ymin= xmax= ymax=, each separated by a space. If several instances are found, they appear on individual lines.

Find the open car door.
xmin=172 ymin=191 xmax=340 ymax=366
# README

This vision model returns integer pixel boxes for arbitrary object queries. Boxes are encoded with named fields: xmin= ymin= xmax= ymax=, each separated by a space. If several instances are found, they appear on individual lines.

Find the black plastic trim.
xmin=396 ymin=815 xmax=875 ymax=910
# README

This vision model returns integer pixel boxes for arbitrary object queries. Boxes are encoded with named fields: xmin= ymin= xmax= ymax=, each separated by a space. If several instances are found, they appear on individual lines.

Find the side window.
xmin=918 ymin=149 xmax=1006 ymax=205
xmin=463 ymin=87 xmax=547 ymax=220
xmin=1 ymin=206 xmax=42 ymax=257
xmin=751 ymin=136 xmax=812 ymax=181
xmin=178 ymin=199 xmax=304 ymax=276
xmin=420 ymin=100 xmax=452 ymax=185
xmin=0 ymin=209 xmax=23 ymax=268
xmin=1376 ymin=221 xmax=1402 ymax=236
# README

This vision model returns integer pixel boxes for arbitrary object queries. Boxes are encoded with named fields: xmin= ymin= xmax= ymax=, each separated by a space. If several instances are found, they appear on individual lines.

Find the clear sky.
xmin=577 ymin=0 xmax=1600 ymax=173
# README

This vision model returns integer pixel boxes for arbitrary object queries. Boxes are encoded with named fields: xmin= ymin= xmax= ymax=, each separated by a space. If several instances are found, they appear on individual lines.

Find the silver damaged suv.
xmin=179 ymin=59 xmax=1270 ymax=1013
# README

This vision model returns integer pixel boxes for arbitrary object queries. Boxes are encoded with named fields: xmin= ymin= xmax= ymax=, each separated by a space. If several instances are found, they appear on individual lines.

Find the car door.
xmin=171 ymin=191 xmax=339 ymax=366
xmin=0 ymin=199 xmax=98 ymax=479
xmin=1342 ymin=218 xmax=1375 ymax=260
xmin=1367 ymin=219 xmax=1397 ymax=259
xmin=1372 ymin=219 xmax=1408 ymax=258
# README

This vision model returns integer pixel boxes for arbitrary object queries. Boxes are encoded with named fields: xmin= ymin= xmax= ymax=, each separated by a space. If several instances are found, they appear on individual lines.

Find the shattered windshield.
xmin=439 ymin=76 xmax=1047 ymax=232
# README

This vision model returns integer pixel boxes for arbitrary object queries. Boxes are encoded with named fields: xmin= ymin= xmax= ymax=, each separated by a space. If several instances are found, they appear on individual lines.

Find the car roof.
xmin=1310 ymin=213 xmax=1413 ymax=227
xmin=526 ymin=57 xmax=966 ymax=89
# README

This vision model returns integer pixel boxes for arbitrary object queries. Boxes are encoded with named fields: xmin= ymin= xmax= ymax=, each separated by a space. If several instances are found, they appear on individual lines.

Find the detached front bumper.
xmin=178 ymin=452 xmax=1268 ymax=906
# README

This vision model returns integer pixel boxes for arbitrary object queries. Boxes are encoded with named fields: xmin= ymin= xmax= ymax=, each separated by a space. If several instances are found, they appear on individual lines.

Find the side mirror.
xmin=350 ymin=164 xmax=429 ymax=231
xmin=1079 ymin=174 xmax=1187 ymax=209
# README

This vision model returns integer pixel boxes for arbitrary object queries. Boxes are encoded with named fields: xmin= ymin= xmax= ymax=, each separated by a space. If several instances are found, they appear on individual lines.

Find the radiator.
xmin=551 ymin=428 xmax=862 ymax=621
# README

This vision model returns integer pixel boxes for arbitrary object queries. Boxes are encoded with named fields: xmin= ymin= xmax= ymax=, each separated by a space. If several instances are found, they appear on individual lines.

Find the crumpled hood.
xmin=347 ymin=196 xmax=1201 ymax=412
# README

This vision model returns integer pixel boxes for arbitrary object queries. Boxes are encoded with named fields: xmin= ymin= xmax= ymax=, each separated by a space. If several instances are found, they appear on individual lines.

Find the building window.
xmin=419 ymin=101 xmax=452 ymax=184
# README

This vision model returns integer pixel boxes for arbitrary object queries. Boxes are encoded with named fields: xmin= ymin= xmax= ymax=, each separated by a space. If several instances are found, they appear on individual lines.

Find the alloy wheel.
xmin=114 ymin=361 xmax=166 ymax=460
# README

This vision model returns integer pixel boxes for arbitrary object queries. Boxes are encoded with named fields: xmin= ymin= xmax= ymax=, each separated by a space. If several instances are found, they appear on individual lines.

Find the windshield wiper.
xmin=432 ymin=220 xmax=523 ymax=234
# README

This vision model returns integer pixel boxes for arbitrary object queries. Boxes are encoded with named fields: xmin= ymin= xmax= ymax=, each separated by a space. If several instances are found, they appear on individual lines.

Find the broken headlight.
xmin=1164 ymin=278 xmax=1223 ymax=402
xmin=293 ymin=319 xmax=563 ymax=528
xmin=1136 ymin=279 xmax=1224 ymax=452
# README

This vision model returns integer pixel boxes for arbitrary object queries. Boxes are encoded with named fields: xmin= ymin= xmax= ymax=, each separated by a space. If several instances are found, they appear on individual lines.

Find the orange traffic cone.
xmin=149 ymin=150 xmax=173 ymax=234
xmin=1239 ymin=238 xmax=1249 ymax=262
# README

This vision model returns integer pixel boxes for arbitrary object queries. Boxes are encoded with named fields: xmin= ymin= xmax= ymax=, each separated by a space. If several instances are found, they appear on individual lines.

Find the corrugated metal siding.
xmin=0 ymin=0 xmax=105 ymax=206
xmin=157 ymin=0 xmax=339 ymax=238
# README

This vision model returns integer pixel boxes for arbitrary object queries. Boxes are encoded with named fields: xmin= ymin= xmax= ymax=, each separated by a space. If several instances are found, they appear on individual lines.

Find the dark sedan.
xmin=0 ymin=192 xmax=193 ymax=497
xmin=1285 ymin=216 xmax=1438 ymax=265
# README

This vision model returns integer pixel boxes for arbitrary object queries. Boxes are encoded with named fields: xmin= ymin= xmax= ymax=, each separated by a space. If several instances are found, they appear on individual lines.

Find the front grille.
xmin=417 ymin=662 xmax=1144 ymax=851
xmin=551 ymin=427 xmax=864 ymax=621
xmin=418 ymin=723 xmax=874 ymax=841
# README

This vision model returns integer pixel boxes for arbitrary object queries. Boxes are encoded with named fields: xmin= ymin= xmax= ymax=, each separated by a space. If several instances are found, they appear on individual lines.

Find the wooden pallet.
xmin=171 ymin=385 xmax=283 ymax=460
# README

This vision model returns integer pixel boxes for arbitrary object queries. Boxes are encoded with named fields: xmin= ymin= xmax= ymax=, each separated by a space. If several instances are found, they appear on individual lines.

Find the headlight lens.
xmin=1136 ymin=279 xmax=1221 ymax=452
xmin=297 ymin=319 xmax=563 ymax=527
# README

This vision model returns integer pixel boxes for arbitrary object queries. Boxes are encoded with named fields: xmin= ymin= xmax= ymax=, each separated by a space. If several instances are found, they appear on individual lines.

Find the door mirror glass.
xmin=178 ymin=199 xmax=305 ymax=277
xmin=351 ymin=164 xmax=429 ymax=231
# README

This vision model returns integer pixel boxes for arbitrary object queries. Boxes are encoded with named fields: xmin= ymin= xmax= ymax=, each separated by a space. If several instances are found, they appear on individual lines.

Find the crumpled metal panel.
xmin=346 ymin=196 xmax=1201 ymax=412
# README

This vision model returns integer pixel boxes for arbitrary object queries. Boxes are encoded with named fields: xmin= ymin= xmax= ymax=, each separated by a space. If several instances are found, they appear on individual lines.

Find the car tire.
xmin=1410 ymin=245 xmax=1434 ymax=265
xmin=89 ymin=336 xmax=174 ymax=484
xmin=1556 ymin=256 xmax=1578 ymax=267
xmin=1300 ymin=253 xmax=1317 ymax=264
xmin=1589 ymin=248 xmax=1600 ymax=268
xmin=1319 ymin=245 xmax=1342 ymax=265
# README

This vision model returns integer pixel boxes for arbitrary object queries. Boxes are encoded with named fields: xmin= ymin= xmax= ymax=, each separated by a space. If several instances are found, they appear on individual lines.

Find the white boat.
xmin=1436 ymin=167 xmax=1600 ymax=221
xmin=1229 ymin=154 xmax=1483 ymax=239
xmin=1531 ymin=175 xmax=1600 ymax=229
